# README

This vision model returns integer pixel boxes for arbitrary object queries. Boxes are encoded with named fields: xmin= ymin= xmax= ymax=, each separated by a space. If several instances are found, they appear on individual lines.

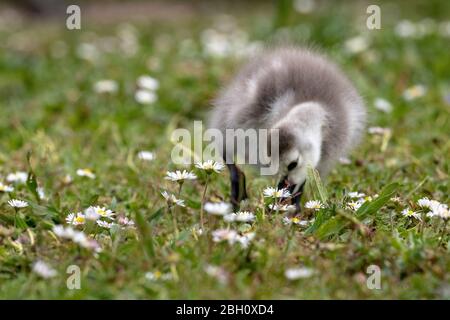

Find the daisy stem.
xmin=170 ymin=263 xmax=179 ymax=282
xmin=284 ymin=225 xmax=295 ymax=254
xmin=199 ymin=175 xmax=210 ymax=229
xmin=177 ymin=182 xmax=184 ymax=197
xmin=168 ymin=205 xmax=179 ymax=238
xmin=275 ymin=198 xmax=281 ymax=216
xmin=420 ymin=215 xmax=425 ymax=235
xmin=438 ymin=219 xmax=448 ymax=246
xmin=390 ymin=211 xmax=394 ymax=232
xmin=13 ymin=208 xmax=18 ymax=228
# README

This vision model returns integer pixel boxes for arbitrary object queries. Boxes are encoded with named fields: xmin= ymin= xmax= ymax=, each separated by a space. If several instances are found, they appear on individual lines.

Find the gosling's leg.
xmin=290 ymin=181 xmax=305 ymax=213
xmin=227 ymin=163 xmax=248 ymax=209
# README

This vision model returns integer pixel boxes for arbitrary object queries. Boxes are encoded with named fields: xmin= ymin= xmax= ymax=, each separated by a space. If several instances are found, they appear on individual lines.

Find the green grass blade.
xmin=305 ymin=165 xmax=328 ymax=202
xmin=355 ymin=182 xmax=399 ymax=219
xmin=134 ymin=209 xmax=155 ymax=259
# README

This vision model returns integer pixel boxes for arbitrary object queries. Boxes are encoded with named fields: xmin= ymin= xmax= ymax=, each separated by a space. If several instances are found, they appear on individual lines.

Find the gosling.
xmin=209 ymin=46 xmax=366 ymax=210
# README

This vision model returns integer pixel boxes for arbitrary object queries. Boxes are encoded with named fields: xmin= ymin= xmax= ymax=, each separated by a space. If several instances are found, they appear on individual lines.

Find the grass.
xmin=0 ymin=0 xmax=449 ymax=299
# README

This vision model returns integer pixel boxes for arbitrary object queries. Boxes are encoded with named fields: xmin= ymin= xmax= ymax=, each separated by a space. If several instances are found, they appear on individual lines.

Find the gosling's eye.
xmin=287 ymin=161 xmax=298 ymax=171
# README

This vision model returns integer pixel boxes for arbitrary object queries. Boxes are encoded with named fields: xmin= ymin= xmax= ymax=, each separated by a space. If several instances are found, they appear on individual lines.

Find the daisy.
xmin=416 ymin=198 xmax=447 ymax=218
xmin=438 ymin=207 xmax=450 ymax=220
xmin=304 ymin=200 xmax=324 ymax=210
xmin=285 ymin=267 xmax=315 ymax=280
xmin=76 ymin=168 xmax=96 ymax=179
xmin=401 ymin=208 xmax=421 ymax=220
xmin=78 ymin=237 xmax=101 ymax=252
xmin=66 ymin=212 xmax=86 ymax=225
xmin=344 ymin=36 xmax=369 ymax=54
xmin=368 ymin=127 xmax=391 ymax=135
xmin=8 ymin=199 xmax=28 ymax=208
xmin=204 ymin=265 xmax=229 ymax=285
xmin=161 ymin=191 xmax=185 ymax=207
xmin=96 ymin=220 xmax=115 ymax=229
xmin=191 ymin=225 xmax=204 ymax=236
xmin=338 ymin=157 xmax=352 ymax=165
xmin=374 ymin=98 xmax=392 ymax=113
xmin=145 ymin=271 xmax=172 ymax=281
xmin=348 ymin=192 xmax=366 ymax=199
xmin=403 ymin=84 xmax=426 ymax=101
xmin=6 ymin=171 xmax=27 ymax=183
xmin=211 ymin=229 xmax=238 ymax=244
xmin=52 ymin=225 xmax=100 ymax=251
xmin=137 ymin=151 xmax=155 ymax=161
xmin=224 ymin=211 xmax=255 ymax=223
xmin=293 ymin=0 xmax=316 ymax=14
xmin=269 ymin=203 xmax=297 ymax=213
xmin=204 ymin=202 xmax=232 ymax=215
xmin=417 ymin=197 xmax=432 ymax=208
xmin=195 ymin=160 xmax=224 ymax=174
xmin=117 ymin=216 xmax=135 ymax=228
xmin=165 ymin=170 xmax=197 ymax=182
xmin=395 ymin=20 xmax=416 ymax=38
xmin=429 ymin=200 xmax=445 ymax=211
xmin=201 ymin=29 xmax=232 ymax=58
xmin=63 ymin=174 xmax=73 ymax=184
xmin=282 ymin=216 xmax=308 ymax=226
xmin=32 ymin=261 xmax=57 ymax=279
xmin=263 ymin=187 xmax=291 ymax=199
xmin=53 ymin=225 xmax=76 ymax=239
xmin=236 ymin=232 xmax=255 ymax=249
xmin=37 ymin=187 xmax=46 ymax=200
xmin=88 ymin=206 xmax=115 ymax=220
xmin=84 ymin=206 xmax=100 ymax=221
xmin=347 ymin=200 xmax=364 ymax=211
xmin=93 ymin=79 xmax=118 ymax=94
xmin=145 ymin=271 xmax=162 ymax=281
xmin=137 ymin=75 xmax=159 ymax=91
xmin=429 ymin=203 xmax=449 ymax=219
xmin=0 ymin=182 xmax=14 ymax=193
xmin=76 ymin=42 xmax=100 ymax=62
xmin=71 ymin=231 xmax=100 ymax=251
xmin=135 ymin=90 xmax=157 ymax=104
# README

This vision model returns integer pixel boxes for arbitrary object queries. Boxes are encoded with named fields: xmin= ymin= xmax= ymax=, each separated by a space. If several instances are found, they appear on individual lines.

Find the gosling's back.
xmin=209 ymin=47 xmax=366 ymax=173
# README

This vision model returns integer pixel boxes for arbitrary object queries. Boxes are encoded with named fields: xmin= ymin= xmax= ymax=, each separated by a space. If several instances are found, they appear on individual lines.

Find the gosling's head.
xmin=272 ymin=125 xmax=322 ymax=188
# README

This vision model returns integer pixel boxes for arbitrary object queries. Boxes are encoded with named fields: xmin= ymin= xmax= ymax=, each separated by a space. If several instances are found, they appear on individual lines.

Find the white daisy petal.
xmin=137 ymin=75 xmax=159 ymax=91
xmin=137 ymin=151 xmax=155 ymax=161
xmin=223 ymin=211 xmax=255 ymax=223
xmin=6 ymin=171 xmax=28 ymax=184
xmin=0 ymin=182 xmax=14 ymax=193
xmin=165 ymin=170 xmax=197 ymax=182
xmin=285 ymin=267 xmax=315 ymax=280
xmin=94 ymin=79 xmax=118 ymax=94
xmin=161 ymin=191 xmax=185 ymax=207
xmin=32 ymin=261 xmax=57 ymax=279
xmin=76 ymin=168 xmax=96 ymax=179
xmin=204 ymin=202 xmax=232 ymax=215
xmin=304 ymin=200 xmax=324 ymax=210
xmin=195 ymin=160 xmax=224 ymax=173
xmin=263 ymin=187 xmax=291 ymax=199
xmin=8 ymin=199 xmax=28 ymax=208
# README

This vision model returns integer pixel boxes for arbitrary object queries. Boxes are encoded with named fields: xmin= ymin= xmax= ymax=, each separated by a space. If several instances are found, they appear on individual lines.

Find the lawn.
xmin=0 ymin=0 xmax=449 ymax=299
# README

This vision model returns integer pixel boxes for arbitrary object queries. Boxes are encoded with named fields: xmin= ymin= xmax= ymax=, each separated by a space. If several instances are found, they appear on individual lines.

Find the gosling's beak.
xmin=277 ymin=175 xmax=290 ymax=189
